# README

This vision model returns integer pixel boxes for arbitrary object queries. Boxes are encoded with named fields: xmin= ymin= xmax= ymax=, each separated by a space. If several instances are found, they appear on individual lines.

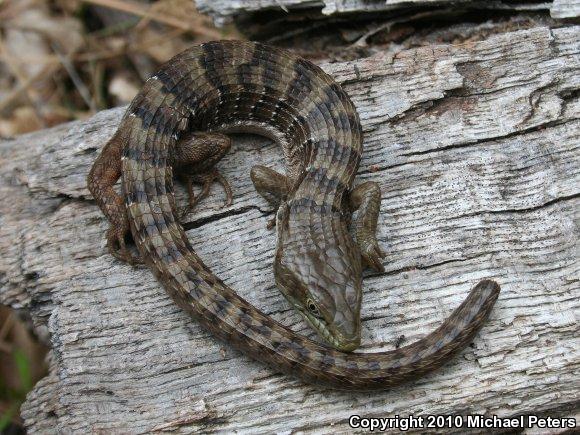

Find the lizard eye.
xmin=306 ymin=298 xmax=322 ymax=318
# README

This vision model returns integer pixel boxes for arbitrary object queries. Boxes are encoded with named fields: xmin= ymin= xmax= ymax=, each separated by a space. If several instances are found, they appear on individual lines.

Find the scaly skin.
xmin=87 ymin=40 xmax=500 ymax=390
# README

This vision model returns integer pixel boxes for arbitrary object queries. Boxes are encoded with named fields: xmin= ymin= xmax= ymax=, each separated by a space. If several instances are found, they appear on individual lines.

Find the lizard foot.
xmin=181 ymin=169 xmax=233 ymax=218
xmin=360 ymin=239 xmax=386 ymax=273
xmin=106 ymin=226 xmax=143 ymax=265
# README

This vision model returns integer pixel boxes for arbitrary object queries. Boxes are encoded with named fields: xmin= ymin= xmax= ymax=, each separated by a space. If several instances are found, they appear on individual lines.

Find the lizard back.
xmin=112 ymin=40 xmax=500 ymax=390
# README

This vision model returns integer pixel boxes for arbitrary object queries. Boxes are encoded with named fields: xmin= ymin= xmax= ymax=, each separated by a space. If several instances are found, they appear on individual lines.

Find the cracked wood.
xmin=196 ymin=0 xmax=580 ymax=25
xmin=0 ymin=25 xmax=578 ymax=432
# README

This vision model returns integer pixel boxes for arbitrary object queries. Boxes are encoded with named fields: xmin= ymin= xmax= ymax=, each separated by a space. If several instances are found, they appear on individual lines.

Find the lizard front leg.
xmin=249 ymin=165 xmax=289 ymax=229
xmin=174 ymin=132 xmax=233 ymax=218
xmin=87 ymin=132 xmax=143 ymax=265
xmin=348 ymin=181 xmax=386 ymax=273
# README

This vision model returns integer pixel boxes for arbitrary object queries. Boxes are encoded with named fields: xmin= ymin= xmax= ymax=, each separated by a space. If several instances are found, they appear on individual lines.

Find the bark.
xmin=0 ymin=23 xmax=579 ymax=433
xmin=196 ymin=0 xmax=579 ymax=26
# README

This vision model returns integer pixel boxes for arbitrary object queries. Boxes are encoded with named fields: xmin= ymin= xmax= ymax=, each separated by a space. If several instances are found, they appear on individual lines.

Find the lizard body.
xmin=87 ymin=40 xmax=500 ymax=390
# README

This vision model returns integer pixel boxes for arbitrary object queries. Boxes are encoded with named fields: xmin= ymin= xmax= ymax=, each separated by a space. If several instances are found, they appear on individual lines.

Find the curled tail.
xmin=115 ymin=40 xmax=500 ymax=390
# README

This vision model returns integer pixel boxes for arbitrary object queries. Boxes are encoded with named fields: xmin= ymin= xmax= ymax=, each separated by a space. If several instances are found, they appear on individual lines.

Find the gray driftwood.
xmin=1 ymin=25 xmax=579 ymax=433
xmin=197 ymin=0 xmax=580 ymax=25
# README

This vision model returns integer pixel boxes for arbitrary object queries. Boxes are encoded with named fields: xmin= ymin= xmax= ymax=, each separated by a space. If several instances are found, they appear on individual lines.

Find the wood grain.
xmin=196 ymin=0 xmax=579 ymax=25
xmin=0 ymin=25 xmax=578 ymax=432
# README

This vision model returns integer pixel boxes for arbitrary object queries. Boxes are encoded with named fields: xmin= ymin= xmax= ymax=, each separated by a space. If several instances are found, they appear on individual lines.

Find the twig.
xmin=52 ymin=43 xmax=96 ymax=112
xmin=0 ymin=38 xmax=47 ymax=126
xmin=0 ymin=27 xmax=188 ymax=66
xmin=0 ymin=69 xmax=49 ymax=113
xmin=352 ymin=10 xmax=445 ymax=47
xmin=80 ymin=0 xmax=223 ymax=39
xmin=266 ymin=22 xmax=329 ymax=43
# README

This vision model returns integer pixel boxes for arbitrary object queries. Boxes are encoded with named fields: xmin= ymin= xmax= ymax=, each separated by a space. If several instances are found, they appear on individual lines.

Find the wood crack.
xmin=400 ymin=119 xmax=578 ymax=157
xmin=458 ymin=192 xmax=580 ymax=218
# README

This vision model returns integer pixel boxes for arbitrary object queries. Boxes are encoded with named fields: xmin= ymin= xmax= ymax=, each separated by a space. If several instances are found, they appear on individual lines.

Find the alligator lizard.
xmin=87 ymin=40 xmax=500 ymax=390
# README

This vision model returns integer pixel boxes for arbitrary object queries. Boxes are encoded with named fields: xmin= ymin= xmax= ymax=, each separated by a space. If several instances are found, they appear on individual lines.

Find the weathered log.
xmin=1 ymin=24 xmax=578 ymax=433
xmin=552 ymin=0 xmax=580 ymax=18
xmin=197 ymin=0 xmax=579 ymax=26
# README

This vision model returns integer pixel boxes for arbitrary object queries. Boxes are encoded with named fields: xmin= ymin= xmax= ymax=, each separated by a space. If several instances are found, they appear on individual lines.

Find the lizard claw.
xmin=266 ymin=215 xmax=277 ymax=230
xmin=106 ymin=226 xmax=143 ymax=265
xmin=181 ymin=169 xmax=233 ymax=217
xmin=215 ymin=171 xmax=233 ymax=208
xmin=360 ymin=239 xmax=386 ymax=273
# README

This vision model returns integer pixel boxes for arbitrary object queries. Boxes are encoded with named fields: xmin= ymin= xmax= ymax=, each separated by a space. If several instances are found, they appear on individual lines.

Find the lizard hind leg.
xmin=348 ymin=181 xmax=386 ymax=273
xmin=87 ymin=132 xmax=143 ymax=265
xmin=249 ymin=165 xmax=289 ymax=229
xmin=174 ymin=132 xmax=233 ymax=218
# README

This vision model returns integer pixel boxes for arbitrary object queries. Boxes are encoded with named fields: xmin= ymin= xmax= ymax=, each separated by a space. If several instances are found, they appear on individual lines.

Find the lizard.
xmin=87 ymin=40 xmax=500 ymax=390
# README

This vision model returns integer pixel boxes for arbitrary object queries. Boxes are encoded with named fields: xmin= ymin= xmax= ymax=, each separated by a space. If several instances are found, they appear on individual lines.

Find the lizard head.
xmin=273 ymin=204 xmax=362 ymax=352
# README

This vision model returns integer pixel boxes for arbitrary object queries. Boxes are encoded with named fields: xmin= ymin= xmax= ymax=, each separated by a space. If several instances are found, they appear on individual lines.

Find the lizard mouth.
xmin=286 ymin=296 xmax=360 ymax=352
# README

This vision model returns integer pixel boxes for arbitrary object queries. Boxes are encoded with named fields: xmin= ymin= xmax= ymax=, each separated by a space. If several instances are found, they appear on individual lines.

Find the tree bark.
xmin=197 ymin=0 xmax=579 ymax=25
xmin=0 ymin=22 xmax=578 ymax=433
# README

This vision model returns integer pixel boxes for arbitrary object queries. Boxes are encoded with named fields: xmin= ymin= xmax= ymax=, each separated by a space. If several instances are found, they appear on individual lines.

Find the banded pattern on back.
xmin=113 ymin=40 xmax=500 ymax=390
